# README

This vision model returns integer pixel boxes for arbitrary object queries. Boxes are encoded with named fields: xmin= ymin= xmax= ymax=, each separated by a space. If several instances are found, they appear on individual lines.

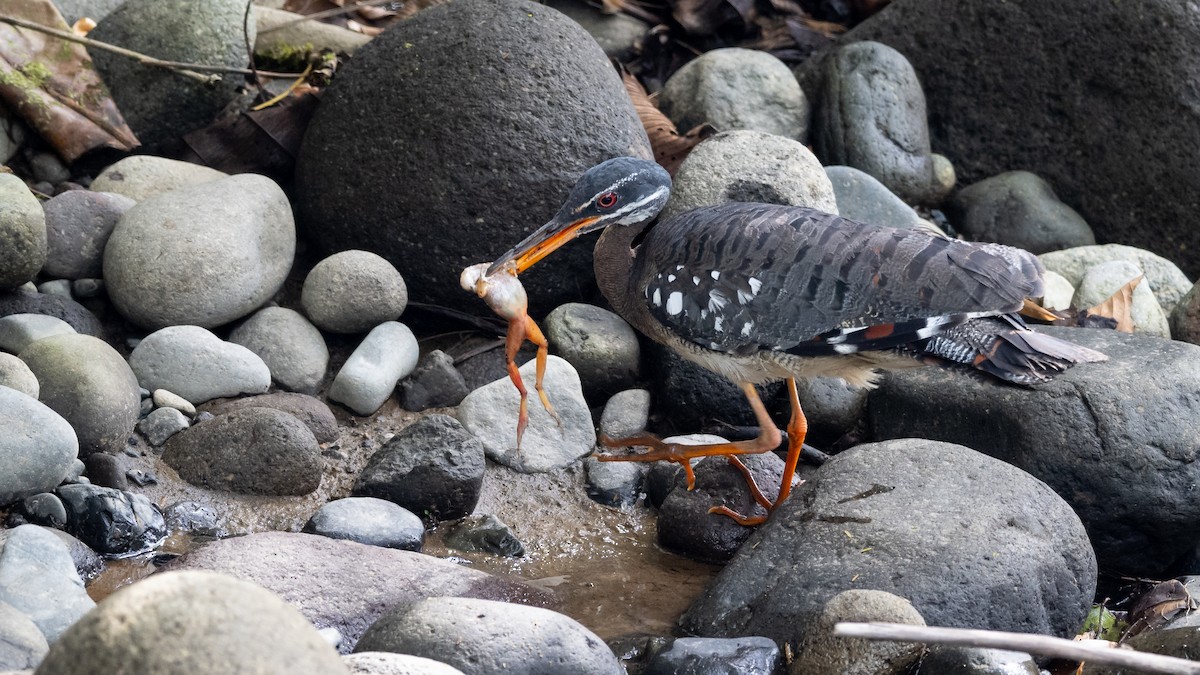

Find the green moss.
xmin=258 ymin=42 xmax=314 ymax=71
xmin=20 ymin=61 xmax=52 ymax=85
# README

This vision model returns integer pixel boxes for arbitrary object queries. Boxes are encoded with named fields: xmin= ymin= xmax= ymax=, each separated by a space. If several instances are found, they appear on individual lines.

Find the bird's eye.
xmin=597 ymin=192 xmax=618 ymax=209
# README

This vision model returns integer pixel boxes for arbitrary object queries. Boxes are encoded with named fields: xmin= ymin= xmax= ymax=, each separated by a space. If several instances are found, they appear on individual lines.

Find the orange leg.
xmin=597 ymin=381 xmax=782 ymax=491
xmin=522 ymin=314 xmax=560 ymax=426
xmin=506 ymin=312 xmax=560 ymax=449
xmin=710 ymin=377 xmax=807 ymax=525
xmin=505 ymin=316 xmax=531 ymax=448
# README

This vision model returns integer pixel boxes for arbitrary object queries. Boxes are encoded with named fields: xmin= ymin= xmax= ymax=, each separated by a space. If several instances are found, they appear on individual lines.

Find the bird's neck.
xmin=594 ymin=221 xmax=646 ymax=318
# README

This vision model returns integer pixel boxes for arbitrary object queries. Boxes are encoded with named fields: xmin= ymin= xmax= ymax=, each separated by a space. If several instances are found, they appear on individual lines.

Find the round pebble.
xmin=229 ymin=306 xmax=329 ymax=394
xmin=151 ymin=389 xmax=196 ymax=417
xmin=0 ymin=173 xmax=45 ymax=290
xmin=354 ymin=596 xmax=622 ymax=674
xmin=328 ymin=322 xmax=419 ymax=415
xmin=19 ymin=333 xmax=140 ymax=457
xmin=659 ymin=47 xmax=809 ymax=141
xmin=303 ymin=497 xmax=425 ymax=551
xmin=301 ymin=250 xmax=408 ymax=334
xmin=128 ymin=325 xmax=271 ymax=405
xmin=103 ymin=174 xmax=296 ymax=329
xmin=0 ymin=352 xmax=39 ymax=399
xmin=40 ymin=190 xmax=135 ymax=279
xmin=662 ymin=129 xmax=836 ymax=222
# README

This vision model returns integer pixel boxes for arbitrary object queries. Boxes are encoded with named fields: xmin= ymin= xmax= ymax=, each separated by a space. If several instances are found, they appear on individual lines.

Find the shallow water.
xmin=86 ymin=397 xmax=719 ymax=640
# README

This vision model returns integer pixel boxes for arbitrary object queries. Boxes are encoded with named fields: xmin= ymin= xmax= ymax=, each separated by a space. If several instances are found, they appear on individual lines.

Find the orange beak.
xmin=487 ymin=215 xmax=600 ymax=276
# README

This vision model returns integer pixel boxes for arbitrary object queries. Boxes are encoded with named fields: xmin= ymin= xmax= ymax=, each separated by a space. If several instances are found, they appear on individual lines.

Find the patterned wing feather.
xmin=634 ymin=202 xmax=1044 ymax=355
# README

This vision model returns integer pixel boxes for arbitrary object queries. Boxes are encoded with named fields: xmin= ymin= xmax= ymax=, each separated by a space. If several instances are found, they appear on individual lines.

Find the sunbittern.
xmin=487 ymin=157 xmax=1106 ymax=525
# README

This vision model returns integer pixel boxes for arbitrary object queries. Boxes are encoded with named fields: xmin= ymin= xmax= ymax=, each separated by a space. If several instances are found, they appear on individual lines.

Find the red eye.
xmin=597 ymin=192 xmax=618 ymax=209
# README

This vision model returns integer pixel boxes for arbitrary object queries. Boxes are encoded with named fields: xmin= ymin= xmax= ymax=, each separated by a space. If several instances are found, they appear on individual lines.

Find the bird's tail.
xmin=909 ymin=314 xmax=1108 ymax=385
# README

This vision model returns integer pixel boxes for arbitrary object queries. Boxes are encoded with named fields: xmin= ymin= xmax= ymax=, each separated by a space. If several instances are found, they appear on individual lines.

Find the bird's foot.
xmin=707 ymin=505 xmax=768 ymax=527
xmin=597 ymin=433 xmax=700 ymax=489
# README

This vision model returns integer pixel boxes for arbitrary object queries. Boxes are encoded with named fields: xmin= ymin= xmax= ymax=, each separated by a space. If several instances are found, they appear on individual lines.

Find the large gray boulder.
xmin=838 ymin=0 xmax=1200 ymax=277
xmin=165 ymin=532 xmax=552 ymax=653
xmin=681 ymin=439 xmax=1095 ymax=648
xmin=34 ymin=571 xmax=347 ymax=674
xmin=295 ymin=0 xmax=651 ymax=315
xmin=19 ymin=334 xmax=140 ymax=457
xmin=103 ymin=174 xmax=295 ymax=329
xmin=88 ymin=0 xmax=251 ymax=150
xmin=869 ymin=327 xmax=1200 ymax=576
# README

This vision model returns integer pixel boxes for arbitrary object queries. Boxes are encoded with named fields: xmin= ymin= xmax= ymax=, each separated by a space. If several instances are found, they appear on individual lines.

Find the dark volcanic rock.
xmin=657 ymin=453 xmax=793 ymax=564
xmin=836 ymin=0 xmax=1200 ymax=276
xmin=163 ymin=407 xmax=323 ymax=496
xmin=869 ymin=326 xmax=1200 ymax=577
xmin=680 ymin=439 xmax=1095 ymax=648
xmin=88 ymin=0 xmax=249 ymax=151
xmin=946 ymin=171 xmax=1095 ymax=254
xmin=295 ymin=0 xmax=651 ymax=315
xmin=0 ymin=289 xmax=103 ymax=337
xmin=352 ymin=414 xmax=484 ymax=522
xmin=56 ymin=484 xmax=166 ymax=556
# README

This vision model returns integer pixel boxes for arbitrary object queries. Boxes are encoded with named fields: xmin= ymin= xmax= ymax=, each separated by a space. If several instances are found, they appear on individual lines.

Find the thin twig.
xmin=834 ymin=622 xmax=1200 ymax=675
xmin=243 ymin=0 xmax=266 ymax=98
xmin=0 ymin=14 xmax=303 ymax=83
xmin=258 ymin=0 xmax=397 ymax=34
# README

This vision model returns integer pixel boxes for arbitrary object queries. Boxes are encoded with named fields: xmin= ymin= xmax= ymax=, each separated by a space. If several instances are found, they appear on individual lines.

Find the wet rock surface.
xmin=681 ymin=439 xmax=1095 ymax=648
xmin=56 ymin=484 xmax=166 ymax=557
xmin=166 ymin=532 xmax=553 ymax=653
xmin=870 ymin=327 xmax=1200 ymax=576
xmin=352 ymin=414 xmax=484 ymax=522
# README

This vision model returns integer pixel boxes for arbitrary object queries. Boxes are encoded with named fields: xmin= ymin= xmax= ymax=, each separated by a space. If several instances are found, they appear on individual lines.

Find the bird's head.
xmin=487 ymin=157 xmax=671 ymax=275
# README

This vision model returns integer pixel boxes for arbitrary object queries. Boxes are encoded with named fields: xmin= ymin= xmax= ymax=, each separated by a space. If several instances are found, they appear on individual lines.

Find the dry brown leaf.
xmin=1123 ymin=579 xmax=1195 ymax=641
xmin=800 ymin=16 xmax=847 ymax=38
xmin=1086 ymin=274 xmax=1142 ymax=333
xmin=0 ymin=0 xmax=138 ymax=162
xmin=672 ymin=0 xmax=742 ymax=35
xmin=180 ymin=91 xmax=319 ymax=184
xmin=622 ymin=69 xmax=716 ymax=175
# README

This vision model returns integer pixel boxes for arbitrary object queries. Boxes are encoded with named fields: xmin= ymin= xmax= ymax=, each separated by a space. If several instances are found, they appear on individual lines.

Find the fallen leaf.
xmin=1086 ymin=274 xmax=1142 ymax=333
xmin=1122 ymin=579 xmax=1194 ymax=640
xmin=0 ymin=0 xmax=138 ymax=162
xmin=622 ymin=68 xmax=716 ymax=175
xmin=179 ymin=91 xmax=319 ymax=184
xmin=671 ymin=0 xmax=743 ymax=35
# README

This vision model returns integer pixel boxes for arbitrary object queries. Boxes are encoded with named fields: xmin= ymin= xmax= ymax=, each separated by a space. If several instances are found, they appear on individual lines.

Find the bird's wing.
xmin=634 ymin=202 xmax=1044 ymax=355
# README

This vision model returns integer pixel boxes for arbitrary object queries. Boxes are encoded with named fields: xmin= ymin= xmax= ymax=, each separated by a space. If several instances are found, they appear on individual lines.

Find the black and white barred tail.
xmin=907 ymin=313 xmax=1108 ymax=385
